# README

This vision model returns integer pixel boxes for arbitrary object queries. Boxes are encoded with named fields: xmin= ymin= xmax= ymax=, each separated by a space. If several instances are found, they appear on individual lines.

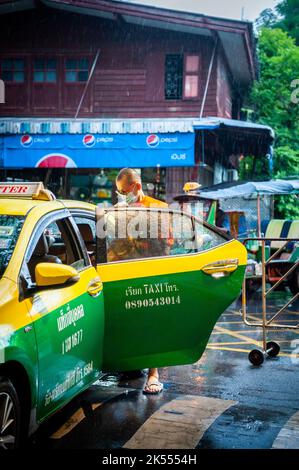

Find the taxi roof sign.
xmin=0 ymin=182 xmax=55 ymax=201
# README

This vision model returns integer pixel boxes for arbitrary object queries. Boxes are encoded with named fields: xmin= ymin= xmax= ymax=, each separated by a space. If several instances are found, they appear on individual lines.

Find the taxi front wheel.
xmin=0 ymin=377 xmax=22 ymax=449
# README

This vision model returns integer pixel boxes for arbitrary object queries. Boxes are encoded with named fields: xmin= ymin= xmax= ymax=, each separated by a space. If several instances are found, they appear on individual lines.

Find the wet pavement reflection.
xmin=31 ymin=289 xmax=299 ymax=449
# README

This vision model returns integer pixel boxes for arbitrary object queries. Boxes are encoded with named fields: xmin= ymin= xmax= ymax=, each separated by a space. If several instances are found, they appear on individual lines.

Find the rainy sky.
xmin=124 ymin=0 xmax=279 ymax=21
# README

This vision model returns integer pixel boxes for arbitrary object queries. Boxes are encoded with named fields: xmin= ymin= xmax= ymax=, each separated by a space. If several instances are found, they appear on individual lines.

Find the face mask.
xmin=116 ymin=193 xmax=127 ymax=204
xmin=125 ymin=191 xmax=139 ymax=204
xmin=116 ymin=184 xmax=138 ymax=204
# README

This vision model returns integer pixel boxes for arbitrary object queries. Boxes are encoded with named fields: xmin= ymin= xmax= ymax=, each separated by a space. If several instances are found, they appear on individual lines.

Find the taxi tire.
xmin=0 ymin=377 xmax=22 ymax=449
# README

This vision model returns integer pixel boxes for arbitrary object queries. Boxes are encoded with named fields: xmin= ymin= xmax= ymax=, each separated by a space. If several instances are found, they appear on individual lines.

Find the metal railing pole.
xmin=261 ymin=239 xmax=267 ymax=352
xmin=242 ymin=276 xmax=247 ymax=320
xmin=241 ymin=237 xmax=299 ymax=336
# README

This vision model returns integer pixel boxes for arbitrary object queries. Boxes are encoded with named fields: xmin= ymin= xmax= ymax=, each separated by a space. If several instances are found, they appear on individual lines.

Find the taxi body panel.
xmin=0 ymin=277 xmax=38 ymax=407
xmin=65 ymin=202 xmax=247 ymax=371
xmin=0 ymin=194 xmax=105 ymax=433
xmin=98 ymin=240 xmax=246 ymax=371
xmin=24 ymin=267 xmax=104 ymax=421
xmin=0 ymin=186 xmax=247 ymax=444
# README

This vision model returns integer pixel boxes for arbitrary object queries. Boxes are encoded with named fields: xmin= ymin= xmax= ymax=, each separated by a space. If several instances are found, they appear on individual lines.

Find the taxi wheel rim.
xmin=0 ymin=392 xmax=16 ymax=449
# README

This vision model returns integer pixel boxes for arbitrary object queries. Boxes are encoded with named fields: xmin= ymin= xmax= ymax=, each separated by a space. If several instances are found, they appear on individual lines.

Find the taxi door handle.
xmin=87 ymin=280 xmax=103 ymax=297
xmin=202 ymin=259 xmax=238 ymax=278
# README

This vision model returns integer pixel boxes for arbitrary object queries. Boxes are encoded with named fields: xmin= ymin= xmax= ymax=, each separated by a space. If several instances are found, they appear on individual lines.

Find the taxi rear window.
xmin=0 ymin=215 xmax=25 ymax=277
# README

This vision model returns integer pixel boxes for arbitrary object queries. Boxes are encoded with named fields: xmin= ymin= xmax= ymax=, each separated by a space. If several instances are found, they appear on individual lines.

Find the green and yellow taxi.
xmin=0 ymin=182 xmax=247 ymax=448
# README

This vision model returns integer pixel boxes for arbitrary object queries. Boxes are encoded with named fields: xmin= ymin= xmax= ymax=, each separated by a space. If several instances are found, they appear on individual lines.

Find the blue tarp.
xmin=193 ymin=117 xmax=275 ymax=138
xmin=200 ymin=180 xmax=299 ymax=199
xmin=0 ymin=132 xmax=195 ymax=168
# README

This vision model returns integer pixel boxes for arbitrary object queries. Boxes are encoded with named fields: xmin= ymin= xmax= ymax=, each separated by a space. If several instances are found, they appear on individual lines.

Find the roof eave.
xmin=0 ymin=0 xmax=257 ymax=85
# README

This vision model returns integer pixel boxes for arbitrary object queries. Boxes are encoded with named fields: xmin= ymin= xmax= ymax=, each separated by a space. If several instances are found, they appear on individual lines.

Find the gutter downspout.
xmin=199 ymin=37 xmax=218 ymax=118
xmin=75 ymin=49 xmax=100 ymax=119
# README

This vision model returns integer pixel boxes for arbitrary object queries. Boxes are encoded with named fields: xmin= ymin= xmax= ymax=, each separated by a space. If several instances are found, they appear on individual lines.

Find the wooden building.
xmin=0 ymin=0 xmax=273 ymax=201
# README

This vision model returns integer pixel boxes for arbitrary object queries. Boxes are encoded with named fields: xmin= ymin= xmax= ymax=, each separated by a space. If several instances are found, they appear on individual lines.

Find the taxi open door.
xmin=95 ymin=207 xmax=247 ymax=372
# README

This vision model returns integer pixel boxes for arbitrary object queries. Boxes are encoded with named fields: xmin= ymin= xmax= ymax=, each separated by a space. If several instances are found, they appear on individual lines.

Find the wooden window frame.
xmin=0 ymin=57 xmax=26 ymax=84
xmin=0 ymin=52 xmax=94 ymax=114
xmin=183 ymin=54 xmax=200 ymax=100
xmin=164 ymin=54 xmax=183 ymax=101
xmin=64 ymin=57 xmax=90 ymax=84
xmin=164 ymin=53 xmax=200 ymax=101
xmin=33 ymin=57 xmax=58 ymax=84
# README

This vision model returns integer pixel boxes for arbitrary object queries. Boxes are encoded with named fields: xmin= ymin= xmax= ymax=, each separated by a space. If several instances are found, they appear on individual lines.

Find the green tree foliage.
xmin=255 ymin=1 xmax=299 ymax=45
xmin=251 ymin=29 xmax=299 ymax=148
xmin=276 ymin=0 xmax=299 ymax=45
xmin=239 ymin=155 xmax=271 ymax=181
xmin=255 ymin=8 xmax=279 ymax=30
xmin=249 ymin=28 xmax=299 ymax=217
xmin=274 ymin=146 xmax=299 ymax=178
xmin=273 ymin=146 xmax=299 ymax=217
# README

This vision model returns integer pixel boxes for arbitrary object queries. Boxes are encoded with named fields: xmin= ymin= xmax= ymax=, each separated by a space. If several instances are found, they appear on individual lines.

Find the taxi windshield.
xmin=0 ymin=215 xmax=25 ymax=278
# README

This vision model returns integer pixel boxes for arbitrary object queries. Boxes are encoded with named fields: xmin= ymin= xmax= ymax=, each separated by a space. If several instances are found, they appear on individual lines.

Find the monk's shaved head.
xmin=116 ymin=168 xmax=142 ymax=198
xmin=116 ymin=168 xmax=141 ymax=185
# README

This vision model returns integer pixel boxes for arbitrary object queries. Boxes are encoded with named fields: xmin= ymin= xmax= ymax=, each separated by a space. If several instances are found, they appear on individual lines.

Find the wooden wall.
xmin=0 ymin=8 xmax=235 ymax=119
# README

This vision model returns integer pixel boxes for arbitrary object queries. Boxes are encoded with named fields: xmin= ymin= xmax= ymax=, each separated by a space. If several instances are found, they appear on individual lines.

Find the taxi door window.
xmin=105 ymin=209 xmax=173 ymax=262
xmin=194 ymin=219 xmax=228 ymax=252
xmin=97 ymin=208 xmax=227 ymax=263
xmin=27 ymin=217 xmax=86 ymax=282
xmin=73 ymin=216 xmax=96 ymax=264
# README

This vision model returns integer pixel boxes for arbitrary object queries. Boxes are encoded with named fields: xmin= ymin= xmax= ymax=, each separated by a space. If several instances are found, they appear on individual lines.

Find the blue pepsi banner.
xmin=0 ymin=132 xmax=195 ymax=168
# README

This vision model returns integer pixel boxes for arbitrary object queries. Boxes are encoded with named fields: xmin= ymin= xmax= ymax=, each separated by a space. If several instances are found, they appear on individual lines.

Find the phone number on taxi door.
xmin=125 ymin=295 xmax=181 ymax=309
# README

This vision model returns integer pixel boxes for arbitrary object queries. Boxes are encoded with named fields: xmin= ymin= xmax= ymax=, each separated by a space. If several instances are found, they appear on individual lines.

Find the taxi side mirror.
xmin=35 ymin=263 xmax=80 ymax=288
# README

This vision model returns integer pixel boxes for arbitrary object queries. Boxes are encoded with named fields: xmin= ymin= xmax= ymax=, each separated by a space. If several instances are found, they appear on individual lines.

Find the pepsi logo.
xmin=83 ymin=134 xmax=96 ymax=148
xmin=20 ymin=135 xmax=33 ymax=147
xmin=35 ymin=154 xmax=77 ymax=168
xmin=146 ymin=134 xmax=160 ymax=148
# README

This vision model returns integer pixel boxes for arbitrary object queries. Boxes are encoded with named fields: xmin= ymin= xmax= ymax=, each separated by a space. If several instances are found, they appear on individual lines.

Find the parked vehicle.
xmin=0 ymin=182 xmax=247 ymax=448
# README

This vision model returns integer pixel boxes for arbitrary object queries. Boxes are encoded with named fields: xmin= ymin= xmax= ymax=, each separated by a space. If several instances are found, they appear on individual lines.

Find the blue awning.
xmin=0 ymin=132 xmax=195 ymax=168
xmin=0 ymin=116 xmax=275 ymax=168
xmin=200 ymin=180 xmax=299 ymax=199
xmin=0 ymin=116 xmax=274 ymax=137
xmin=193 ymin=117 xmax=275 ymax=138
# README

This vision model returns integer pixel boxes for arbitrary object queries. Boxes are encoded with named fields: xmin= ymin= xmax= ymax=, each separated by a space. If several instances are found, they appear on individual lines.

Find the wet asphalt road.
xmin=31 ymin=289 xmax=299 ymax=449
